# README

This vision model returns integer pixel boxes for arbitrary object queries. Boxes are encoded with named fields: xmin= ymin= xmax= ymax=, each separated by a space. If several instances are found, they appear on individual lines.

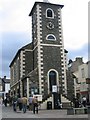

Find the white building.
xmin=2 ymin=76 xmax=10 ymax=99
xmin=73 ymin=61 xmax=90 ymax=102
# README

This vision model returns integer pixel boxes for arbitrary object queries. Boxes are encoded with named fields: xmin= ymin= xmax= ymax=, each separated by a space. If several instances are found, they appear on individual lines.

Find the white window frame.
xmin=47 ymin=69 xmax=59 ymax=94
xmin=81 ymin=68 xmax=85 ymax=78
xmin=46 ymin=8 xmax=54 ymax=19
xmin=46 ymin=34 xmax=56 ymax=41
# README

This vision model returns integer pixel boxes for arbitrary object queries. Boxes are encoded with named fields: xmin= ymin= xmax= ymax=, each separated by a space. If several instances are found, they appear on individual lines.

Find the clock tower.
xmin=29 ymin=2 xmax=66 ymax=108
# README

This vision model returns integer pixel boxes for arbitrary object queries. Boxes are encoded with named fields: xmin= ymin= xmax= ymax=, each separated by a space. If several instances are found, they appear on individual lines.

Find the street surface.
xmin=1 ymin=105 xmax=90 ymax=119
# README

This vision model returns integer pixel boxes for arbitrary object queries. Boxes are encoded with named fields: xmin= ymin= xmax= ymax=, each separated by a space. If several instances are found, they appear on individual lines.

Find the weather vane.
xmin=43 ymin=0 xmax=49 ymax=3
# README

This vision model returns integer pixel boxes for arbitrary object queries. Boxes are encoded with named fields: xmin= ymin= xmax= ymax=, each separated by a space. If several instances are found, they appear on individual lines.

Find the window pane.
xmin=81 ymin=68 xmax=85 ymax=78
xmin=48 ymin=35 xmax=54 ymax=39
xmin=46 ymin=8 xmax=54 ymax=18
xmin=47 ymin=9 xmax=52 ymax=17
xmin=46 ymin=34 xmax=56 ymax=41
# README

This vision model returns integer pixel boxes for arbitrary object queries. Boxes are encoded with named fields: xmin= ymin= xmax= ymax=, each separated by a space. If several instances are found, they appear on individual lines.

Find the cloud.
xmin=0 ymin=0 xmax=88 ymax=50
xmin=1 ymin=32 xmax=30 ymax=77
xmin=0 ymin=0 xmax=88 ymax=77
xmin=0 ymin=0 xmax=33 ymax=32
xmin=62 ymin=0 xmax=88 ymax=50
xmin=68 ymin=43 xmax=88 ymax=62
xmin=2 ymin=32 xmax=30 ymax=59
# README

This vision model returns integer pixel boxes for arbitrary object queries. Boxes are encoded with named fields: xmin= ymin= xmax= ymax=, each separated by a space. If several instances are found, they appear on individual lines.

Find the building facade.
xmin=10 ymin=1 xmax=69 ymax=109
xmin=72 ymin=59 xmax=90 ymax=103
xmin=9 ymin=43 xmax=33 ymax=96
xmin=30 ymin=1 xmax=66 ymax=93
xmin=67 ymin=57 xmax=84 ymax=101
xmin=78 ymin=61 xmax=90 ymax=103
xmin=2 ymin=76 xmax=10 ymax=100
xmin=0 ymin=77 xmax=2 ymax=99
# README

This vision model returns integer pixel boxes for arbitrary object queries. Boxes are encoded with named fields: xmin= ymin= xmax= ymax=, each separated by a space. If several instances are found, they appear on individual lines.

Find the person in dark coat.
xmin=32 ymin=96 xmax=38 ymax=114
xmin=4 ymin=98 xmax=7 ymax=107
xmin=12 ymin=95 xmax=18 ymax=112
xmin=17 ymin=97 xmax=22 ymax=111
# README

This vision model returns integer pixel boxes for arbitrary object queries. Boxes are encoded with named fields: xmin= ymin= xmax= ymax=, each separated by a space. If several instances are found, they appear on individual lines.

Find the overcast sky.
xmin=0 ymin=0 xmax=88 ymax=78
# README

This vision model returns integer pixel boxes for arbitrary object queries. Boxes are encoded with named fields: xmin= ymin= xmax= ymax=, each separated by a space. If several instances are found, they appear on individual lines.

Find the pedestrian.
xmin=17 ymin=96 xmax=22 ymax=111
xmin=32 ymin=96 xmax=38 ymax=114
xmin=82 ymin=96 xmax=87 ymax=107
xmin=75 ymin=98 xmax=79 ymax=108
xmin=22 ymin=95 xmax=27 ymax=113
xmin=0 ymin=98 xmax=3 ymax=105
xmin=57 ymin=99 xmax=62 ymax=109
xmin=9 ymin=96 xmax=13 ymax=106
xmin=28 ymin=96 xmax=33 ymax=111
xmin=4 ymin=97 xmax=7 ymax=107
xmin=12 ymin=95 xmax=18 ymax=112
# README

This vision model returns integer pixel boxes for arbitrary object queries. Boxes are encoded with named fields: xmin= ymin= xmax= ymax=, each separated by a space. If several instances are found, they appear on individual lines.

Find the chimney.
xmin=43 ymin=0 xmax=49 ymax=3
xmin=76 ymin=57 xmax=83 ymax=63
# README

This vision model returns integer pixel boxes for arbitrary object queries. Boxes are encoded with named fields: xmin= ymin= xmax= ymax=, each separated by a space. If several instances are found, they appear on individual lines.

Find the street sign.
xmin=52 ymin=85 xmax=57 ymax=93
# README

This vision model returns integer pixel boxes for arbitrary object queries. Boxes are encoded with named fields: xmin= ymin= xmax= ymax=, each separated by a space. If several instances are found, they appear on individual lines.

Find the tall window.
xmin=49 ymin=71 xmax=57 ymax=92
xmin=81 ymin=68 xmax=85 ymax=78
xmin=46 ymin=8 xmax=54 ymax=18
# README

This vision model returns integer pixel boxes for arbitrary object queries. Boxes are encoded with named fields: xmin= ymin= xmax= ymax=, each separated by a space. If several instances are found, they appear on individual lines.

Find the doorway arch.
xmin=47 ymin=69 xmax=59 ymax=94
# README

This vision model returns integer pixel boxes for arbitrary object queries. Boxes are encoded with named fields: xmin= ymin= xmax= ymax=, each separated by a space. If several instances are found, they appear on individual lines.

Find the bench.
xmin=67 ymin=107 xmax=90 ymax=115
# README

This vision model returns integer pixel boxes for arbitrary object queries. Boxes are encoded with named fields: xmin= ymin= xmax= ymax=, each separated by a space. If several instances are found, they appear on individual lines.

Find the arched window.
xmin=46 ymin=34 xmax=56 ymax=41
xmin=46 ymin=8 xmax=54 ymax=18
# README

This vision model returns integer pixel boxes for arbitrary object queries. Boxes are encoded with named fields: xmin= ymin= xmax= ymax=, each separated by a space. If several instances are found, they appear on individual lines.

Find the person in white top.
xmin=82 ymin=96 xmax=87 ymax=107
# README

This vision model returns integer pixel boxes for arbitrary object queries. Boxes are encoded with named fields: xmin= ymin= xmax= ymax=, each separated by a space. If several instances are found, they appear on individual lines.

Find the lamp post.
xmin=57 ymin=84 xmax=61 ymax=103
xmin=19 ymin=81 xmax=20 ymax=97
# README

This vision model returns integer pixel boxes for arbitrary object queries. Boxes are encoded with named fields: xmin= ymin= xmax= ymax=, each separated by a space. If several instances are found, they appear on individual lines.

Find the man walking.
xmin=17 ymin=96 xmax=22 ymax=111
xmin=32 ymin=96 xmax=38 ymax=114
xmin=22 ymin=95 xmax=27 ymax=113
xmin=28 ymin=96 xmax=33 ymax=111
xmin=12 ymin=95 xmax=18 ymax=112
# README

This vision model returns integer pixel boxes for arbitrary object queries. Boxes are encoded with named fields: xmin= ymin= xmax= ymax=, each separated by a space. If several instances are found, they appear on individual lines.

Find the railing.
xmin=62 ymin=94 xmax=72 ymax=102
xmin=42 ymin=92 xmax=52 ymax=103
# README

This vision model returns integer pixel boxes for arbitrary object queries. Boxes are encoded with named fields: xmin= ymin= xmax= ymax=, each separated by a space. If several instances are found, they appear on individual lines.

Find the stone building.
xmin=10 ymin=1 xmax=70 ymax=109
xmin=69 ymin=57 xmax=84 ymax=73
xmin=67 ymin=57 xmax=84 ymax=101
xmin=9 ymin=43 xmax=33 ymax=96
xmin=68 ymin=58 xmax=90 ymax=103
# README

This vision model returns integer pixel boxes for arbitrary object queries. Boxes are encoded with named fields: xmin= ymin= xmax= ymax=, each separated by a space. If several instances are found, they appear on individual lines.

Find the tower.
xmin=29 ymin=1 xmax=66 ymax=108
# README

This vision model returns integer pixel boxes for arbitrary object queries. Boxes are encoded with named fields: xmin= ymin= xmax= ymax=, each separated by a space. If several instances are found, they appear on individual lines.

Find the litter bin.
xmin=47 ymin=101 xmax=52 ymax=110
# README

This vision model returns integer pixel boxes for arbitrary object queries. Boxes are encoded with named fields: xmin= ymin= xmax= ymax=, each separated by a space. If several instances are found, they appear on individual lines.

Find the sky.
xmin=0 ymin=0 xmax=89 ymax=78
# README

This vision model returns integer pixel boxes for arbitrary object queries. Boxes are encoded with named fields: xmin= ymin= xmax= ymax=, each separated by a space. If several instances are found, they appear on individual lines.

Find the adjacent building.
xmin=68 ymin=58 xmax=90 ymax=103
xmin=2 ymin=76 xmax=10 ymax=100
xmin=78 ymin=61 xmax=90 ymax=103
xmin=9 ymin=43 xmax=33 ymax=96
xmin=0 ymin=77 xmax=2 ymax=99
xmin=67 ymin=57 xmax=84 ymax=101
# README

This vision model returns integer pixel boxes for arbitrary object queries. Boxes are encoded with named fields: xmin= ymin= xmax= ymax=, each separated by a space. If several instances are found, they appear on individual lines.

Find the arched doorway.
xmin=49 ymin=71 xmax=57 ymax=92
xmin=48 ymin=70 xmax=61 ymax=109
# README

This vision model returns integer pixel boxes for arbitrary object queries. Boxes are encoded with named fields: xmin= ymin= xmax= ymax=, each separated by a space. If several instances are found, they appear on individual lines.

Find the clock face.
xmin=47 ymin=22 xmax=54 ymax=29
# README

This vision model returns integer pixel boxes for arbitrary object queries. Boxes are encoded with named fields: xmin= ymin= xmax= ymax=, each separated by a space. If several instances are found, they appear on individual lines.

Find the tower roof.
xmin=29 ymin=2 xmax=64 ymax=16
